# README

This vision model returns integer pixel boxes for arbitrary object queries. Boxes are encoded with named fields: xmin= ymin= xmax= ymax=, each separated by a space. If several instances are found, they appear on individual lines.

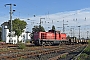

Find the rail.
xmin=74 ymin=44 xmax=88 ymax=60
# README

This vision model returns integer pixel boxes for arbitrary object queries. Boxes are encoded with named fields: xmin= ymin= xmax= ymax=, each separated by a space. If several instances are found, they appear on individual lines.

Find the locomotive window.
xmin=41 ymin=33 xmax=46 ymax=39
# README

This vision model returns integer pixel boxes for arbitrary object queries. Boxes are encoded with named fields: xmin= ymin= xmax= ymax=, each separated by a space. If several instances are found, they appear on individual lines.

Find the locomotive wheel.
xmin=41 ymin=42 xmax=45 ymax=46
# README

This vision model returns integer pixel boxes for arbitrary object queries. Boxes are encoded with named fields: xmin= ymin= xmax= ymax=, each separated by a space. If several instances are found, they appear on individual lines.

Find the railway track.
xmin=48 ymin=44 xmax=87 ymax=60
xmin=0 ymin=44 xmax=87 ymax=60
xmin=27 ymin=44 xmax=87 ymax=60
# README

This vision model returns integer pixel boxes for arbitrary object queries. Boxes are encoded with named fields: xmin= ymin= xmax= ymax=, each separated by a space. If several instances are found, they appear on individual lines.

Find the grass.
xmin=77 ymin=40 xmax=90 ymax=60
xmin=25 ymin=40 xmax=30 ymax=43
xmin=60 ymin=54 xmax=67 ymax=59
xmin=0 ymin=48 xmax=7 ymax=52
xmin=19 ymin=57 xmax=24 ymax=60
xmin=18 ymin=43 xmax=26 ymax=49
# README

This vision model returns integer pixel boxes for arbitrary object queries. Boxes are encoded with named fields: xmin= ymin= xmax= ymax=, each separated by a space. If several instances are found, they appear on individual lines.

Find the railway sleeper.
xmin=6 ymin=58 xmax=17 ymax=60
xmin=48 ymin=52 xmax=68 ymax=60
xmin=41 ymin=41 xmax=54 ymax=46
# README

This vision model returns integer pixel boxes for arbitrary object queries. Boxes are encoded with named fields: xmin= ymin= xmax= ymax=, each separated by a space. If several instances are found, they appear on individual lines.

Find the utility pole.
xmin=72 ymin=28 xmax=74 ymax=37
xmin=63 ymin=20 xmax=68 ymax=33
xmin=63 ymin=20 xmax=64 ymax=32
xmin=5 ymin=4 xmax=16 ymax=43
xmin=87 ymin=31 xmax=89 ymax=39
xmin=40 ymin=18 xmax=45 ymax=26
xmin=71 ymin=28 xmax=74 ymax=37
xmin=78 ymin=26 xmax=81 ymax=40
xmin=70 ymin=29 xmax=72 ymax=37
xmin=5 ymin=4 xmax=16 ymax=33
xmin=39 ymin=18 xmax=45 ymax=32
xmin=57 ymin=27 xmax=62 ymax=31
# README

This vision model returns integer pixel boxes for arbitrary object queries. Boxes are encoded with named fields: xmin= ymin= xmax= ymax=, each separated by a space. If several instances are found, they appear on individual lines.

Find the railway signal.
xmin=5 ymin=4 xmax=16 ymax=43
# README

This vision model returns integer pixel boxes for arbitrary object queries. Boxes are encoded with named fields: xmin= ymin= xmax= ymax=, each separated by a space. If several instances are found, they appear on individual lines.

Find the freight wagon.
xmin=33 ymin=30 xmax=68 ymax=45
xmin=68 ymin=37 xmax=88 ymax=44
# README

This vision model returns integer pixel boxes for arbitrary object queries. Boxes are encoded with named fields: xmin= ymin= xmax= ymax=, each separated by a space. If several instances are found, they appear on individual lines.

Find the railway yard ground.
xmin=0 ymin=41 xmax=89 ymax=60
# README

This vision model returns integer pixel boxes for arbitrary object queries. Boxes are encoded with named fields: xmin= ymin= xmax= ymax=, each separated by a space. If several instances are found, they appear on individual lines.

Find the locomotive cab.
xmin=33 ymin=30 xmax=67 ymax=45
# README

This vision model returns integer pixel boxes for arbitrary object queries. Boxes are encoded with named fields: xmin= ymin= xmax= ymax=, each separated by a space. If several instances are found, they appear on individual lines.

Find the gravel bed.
xmin=24 ymin=45 xmax=86 ymax=60
xmin=58 ymin=45 xmax=86 ymax=60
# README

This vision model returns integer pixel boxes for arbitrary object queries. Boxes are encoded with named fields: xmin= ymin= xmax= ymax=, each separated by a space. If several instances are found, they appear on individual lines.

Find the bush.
xmin=61 ymin=54 xmax=66 ymax=58
xmin=84 ymin=40 xmax=90 ymax=54
xmin=25 ymin=40 xmax=30 ymax=43
xmin=18 ymin=43 xmax=26 ymax=49
xmin=19 ymin=57 xmax=24 ymax=60
xmin=84 ymin=46 xmax=90 ymax=54
xmin=77 ymin=40 xmax=90 ymax=60
xmin=77 ymin=53 xmax=88 ymax=60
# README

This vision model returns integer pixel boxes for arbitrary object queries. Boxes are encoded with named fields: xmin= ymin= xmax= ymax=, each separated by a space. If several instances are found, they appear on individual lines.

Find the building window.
xmin=23 ymin=35 xmax=25 ymax=38
xmin=23 ymin=40 xmax=25 ymax=42
xmin=9 ymin=40 xmax=10 ymax=43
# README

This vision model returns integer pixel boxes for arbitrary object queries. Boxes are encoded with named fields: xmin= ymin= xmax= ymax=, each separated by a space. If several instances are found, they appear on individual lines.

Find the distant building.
xmin=26 ymin=31 xmax=31 ymax=40
xmin=1 ymin=22 xmax=31 ymax=44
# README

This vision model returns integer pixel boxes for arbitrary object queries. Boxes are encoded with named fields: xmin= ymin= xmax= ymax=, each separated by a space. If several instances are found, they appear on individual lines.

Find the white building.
xmin=1 ymin=22 xmax=31 ymax=44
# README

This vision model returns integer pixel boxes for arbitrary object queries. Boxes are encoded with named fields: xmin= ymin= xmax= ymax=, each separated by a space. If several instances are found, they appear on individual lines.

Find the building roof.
xmin=1 ymin=22 xmax=9 ymax=26
xmin=26 ymin=31 xmax=31 ymax=33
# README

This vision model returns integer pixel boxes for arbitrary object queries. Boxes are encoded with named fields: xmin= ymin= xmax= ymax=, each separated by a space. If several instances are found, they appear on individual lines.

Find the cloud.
xmin=0 ymin=14 xmax=9 ymax=25
xmin=28 ymin=8 xmax=90 ymax=28
xmin=1 ymin=8 xmax=90 ymax=38
xmin=25 ymin=8 xmax=90 ymax=38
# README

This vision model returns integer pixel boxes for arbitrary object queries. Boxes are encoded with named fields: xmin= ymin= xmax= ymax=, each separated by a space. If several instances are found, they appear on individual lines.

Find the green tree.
xmin=32 ymin=25 xmax=45 ymax=33
xmin=8 ymin=18 xmax=27 ymax=37
xmin=39 ymin=25 xmax=45 ymax=32
xmin=18 ymin=43 xmax=26 ymax=49
xmin=32 ymin=25 xmax=39 ymax=33
xmin=31 ymin=25 xmax=45 ymax=40
xmin=52 ymin=25 xmax=55 ymax=31
xmin=67 ymin=35 xmax=70 ymax=38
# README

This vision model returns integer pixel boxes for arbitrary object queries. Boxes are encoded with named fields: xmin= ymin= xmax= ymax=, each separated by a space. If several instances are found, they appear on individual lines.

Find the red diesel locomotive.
xmin=33 ymin=30 xmax=68 ymax=45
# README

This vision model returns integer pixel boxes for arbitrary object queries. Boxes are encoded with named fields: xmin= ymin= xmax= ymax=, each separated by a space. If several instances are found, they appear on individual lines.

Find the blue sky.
xmin=0 ymin=0 xmax=90 ymax=17
xmin=0 ymin=0 xmax=90 ymax=38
